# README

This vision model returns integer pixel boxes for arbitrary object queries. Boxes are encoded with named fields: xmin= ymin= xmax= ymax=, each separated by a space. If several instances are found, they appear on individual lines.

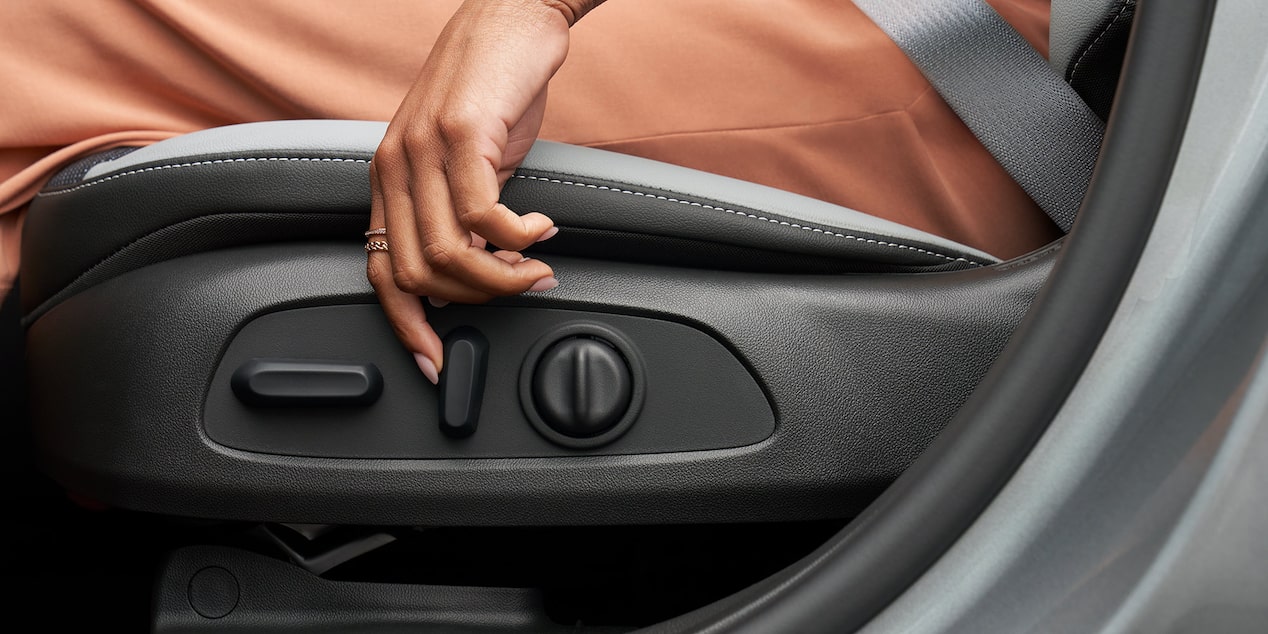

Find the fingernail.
xmin=428 ymin=297 xmax=450 ymax=308
xmin=536 ymin=226 xmax=559 ymax=242
xmin=528 ymin=276 xmax=559 ymax=292
xmin=414 ymin=353 xmax=440 ymax=385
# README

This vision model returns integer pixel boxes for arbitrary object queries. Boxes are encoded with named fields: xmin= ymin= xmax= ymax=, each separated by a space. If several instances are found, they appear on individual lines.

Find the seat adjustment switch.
xmin=439 ymin=327 xmax=490 ymax=438
xmin=532 ymin=337 xmax=633 ymax=438
xmin=231 ymin=359 xmax=383 ymax=407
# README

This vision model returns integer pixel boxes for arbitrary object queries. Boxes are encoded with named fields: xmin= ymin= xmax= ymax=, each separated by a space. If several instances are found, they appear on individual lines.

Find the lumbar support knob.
xmin=531 ymin=336 xmax=633 ymax=438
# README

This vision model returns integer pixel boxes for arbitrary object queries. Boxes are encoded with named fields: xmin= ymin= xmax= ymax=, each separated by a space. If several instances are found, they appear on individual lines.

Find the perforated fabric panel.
xmin=44 ymin=147 xmax=138 ymax=188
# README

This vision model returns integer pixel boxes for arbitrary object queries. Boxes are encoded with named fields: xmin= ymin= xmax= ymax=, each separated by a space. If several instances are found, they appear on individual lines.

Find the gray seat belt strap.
xmin=853 ymin=0 xmax=1104 ymax=232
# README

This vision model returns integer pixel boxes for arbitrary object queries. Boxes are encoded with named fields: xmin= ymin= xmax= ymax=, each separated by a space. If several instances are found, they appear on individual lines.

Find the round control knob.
xmin=531 ymin=337 xmax=633 ymax=438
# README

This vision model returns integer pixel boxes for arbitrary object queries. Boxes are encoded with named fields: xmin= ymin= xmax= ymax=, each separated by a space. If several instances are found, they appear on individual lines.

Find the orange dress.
xmin=0 ymin=0 xmax=1059 ymax=297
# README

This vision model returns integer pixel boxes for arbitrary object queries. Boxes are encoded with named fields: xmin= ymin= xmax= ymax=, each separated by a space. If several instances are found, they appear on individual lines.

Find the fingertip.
xmin=519 ymin=211 xmax=555 ymax=236
xmin=414 ymin=353 xmax=440 ymax=385
xmin=517 ymin=257 xmax=555 ymax=281
xmin=528 ymin=276 xmax=559 ymax=292
xmin=536 ymin=226 xmax=559 ymax=242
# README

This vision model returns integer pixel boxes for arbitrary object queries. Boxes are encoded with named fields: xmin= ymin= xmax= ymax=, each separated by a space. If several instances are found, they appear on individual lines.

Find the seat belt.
xmin=853 ymin=0 xmax=1104 ymax=232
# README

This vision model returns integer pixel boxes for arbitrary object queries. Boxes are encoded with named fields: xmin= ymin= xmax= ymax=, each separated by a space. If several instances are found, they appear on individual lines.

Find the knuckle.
xmin=421 ymin=241 xmax=461 ymax=274
xmin=457 ymin=201 xmax=497 ymax=229
xmin=366 ymin=260 xmax=394 ymax=289
xmin=400 ymin=123 xmax=432 ymax=147
xmin=370 ymin=147 xmax=404 ymax=175
xmin=372 ymin=136 xmax=402 ymax=161
xmin=435 ymin=107 xmax=480 ymax=144
xmin=391 ymin=266 xmax=430 ymax=294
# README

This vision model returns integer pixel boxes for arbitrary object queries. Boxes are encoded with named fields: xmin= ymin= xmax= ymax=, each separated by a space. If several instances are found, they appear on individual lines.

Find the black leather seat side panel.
xmin=21 ymin=151 xmax=374 ymax=317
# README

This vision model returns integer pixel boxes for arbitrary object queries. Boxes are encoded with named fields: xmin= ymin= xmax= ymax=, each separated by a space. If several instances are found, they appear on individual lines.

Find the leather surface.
xmin=81 ymin=120 xmax=389 ymax=180
xmin=516 ymin=140 xmax=994 ymax=262
xmin=82 ymin=121 xmax=994 ymax=262
xmin=1051 ymin=0 xmax=1127 ymax=73
xmin=1064 ymin=0 xmax=1136 ymax=120
xmin=26 ymin=242 xmax=1056 ymax=525
xmin=22 ymin=121 xmax=994 ymax=318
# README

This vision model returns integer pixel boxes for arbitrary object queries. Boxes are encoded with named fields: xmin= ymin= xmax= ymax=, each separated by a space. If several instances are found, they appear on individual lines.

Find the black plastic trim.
xmin=154 ymin=546 xmax=567 ymax=632
xmin=649 ymin=0 xmax=1218 ymax=631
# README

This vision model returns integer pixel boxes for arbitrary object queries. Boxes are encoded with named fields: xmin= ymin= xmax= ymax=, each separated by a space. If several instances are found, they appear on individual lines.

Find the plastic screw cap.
xmin=187 ymin=566 xmax=240 ymax=619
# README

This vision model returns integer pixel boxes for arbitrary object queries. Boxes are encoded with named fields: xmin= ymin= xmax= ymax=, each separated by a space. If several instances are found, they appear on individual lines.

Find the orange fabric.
xmin=0 ymin=0 xmax=1060 ymax=297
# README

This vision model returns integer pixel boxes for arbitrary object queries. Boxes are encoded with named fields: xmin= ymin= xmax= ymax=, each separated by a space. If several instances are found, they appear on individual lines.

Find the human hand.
xmin=368 ymin=0 xmax=600 ymax=383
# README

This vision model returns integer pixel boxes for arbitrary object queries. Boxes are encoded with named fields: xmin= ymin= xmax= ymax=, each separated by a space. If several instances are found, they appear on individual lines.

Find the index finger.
xmin=369 ymin=160 xmax=444 ymax=380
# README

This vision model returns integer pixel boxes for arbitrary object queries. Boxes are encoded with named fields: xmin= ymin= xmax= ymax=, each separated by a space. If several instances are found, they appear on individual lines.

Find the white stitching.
xmin=1068 ymin=0 xmax=1134 ymax=81
xmin=34 ymin=155 xmax=981 ymax=266
xmin=512 ymin=174 xmax=981 ymax=266
xmin=36 ymin=157 xmax=370 ymax=197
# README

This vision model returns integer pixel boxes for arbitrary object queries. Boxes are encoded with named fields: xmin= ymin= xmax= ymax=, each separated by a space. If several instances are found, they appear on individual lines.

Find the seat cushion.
xmin=20 ymin=120 xmax=996 ymax=321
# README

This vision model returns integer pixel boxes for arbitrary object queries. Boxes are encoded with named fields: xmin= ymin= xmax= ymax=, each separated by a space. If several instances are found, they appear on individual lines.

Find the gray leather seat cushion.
xmin=21 ymin=120 xmax=996 ymax=319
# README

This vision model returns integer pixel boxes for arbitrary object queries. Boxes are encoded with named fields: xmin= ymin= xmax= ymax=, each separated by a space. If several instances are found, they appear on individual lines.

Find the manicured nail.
xmin=428 ymin=296 xmax=450 ymax=308
xmin=536 ymin=226 xmax=559 ymax=242
xmin=528 ymin=276 xmax=559 ymax=292
xmin=414 ymin=353 xmax=439 ymax=385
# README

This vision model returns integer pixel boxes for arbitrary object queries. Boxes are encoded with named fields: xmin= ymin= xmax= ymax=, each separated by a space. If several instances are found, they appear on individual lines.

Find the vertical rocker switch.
xmin=438 ymin=327 xmax=489 ymax=438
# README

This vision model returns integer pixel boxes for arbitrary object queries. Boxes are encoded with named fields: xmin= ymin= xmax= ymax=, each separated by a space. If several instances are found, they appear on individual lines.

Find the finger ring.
xmin=364 ymin=228 xmax=388 ymax=237
xmin=365 ymin=241 xmax=390 ymax=252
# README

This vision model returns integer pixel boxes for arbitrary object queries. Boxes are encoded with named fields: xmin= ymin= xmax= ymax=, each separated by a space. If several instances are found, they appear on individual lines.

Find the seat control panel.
xmin=203 ymin=305 xmax=774 ymax=459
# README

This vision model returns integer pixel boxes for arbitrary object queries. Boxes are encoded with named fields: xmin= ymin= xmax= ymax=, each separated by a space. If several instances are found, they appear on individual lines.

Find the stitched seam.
xmin=512 ymin=174 xmax=981 ymax=266
xmin=21 ymin=211 xmax=367 ymax=326
xmin=36 ymin=157 xmax=370 ymax=197
xmin=31 ymin=155 xmax=982 ymax=266
xmin=1068 ymin=0 xmax=1134 ymax=82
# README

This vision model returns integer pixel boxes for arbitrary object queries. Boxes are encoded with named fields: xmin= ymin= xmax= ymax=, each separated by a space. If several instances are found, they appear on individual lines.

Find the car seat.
xmin=10 ymin=3 xmax=1183 ymax=630
xmin=16 ymin=0 xmax=1134 ymax=528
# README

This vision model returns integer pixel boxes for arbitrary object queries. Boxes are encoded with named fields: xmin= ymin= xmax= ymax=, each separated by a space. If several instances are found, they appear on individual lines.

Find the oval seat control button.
xmin=231 ymin=359 xmax=383 ymax=407
xmin=439 ymin=327 xmax=490 ymax=439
